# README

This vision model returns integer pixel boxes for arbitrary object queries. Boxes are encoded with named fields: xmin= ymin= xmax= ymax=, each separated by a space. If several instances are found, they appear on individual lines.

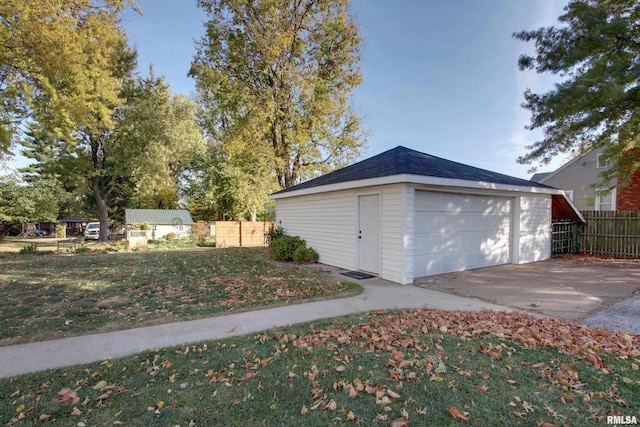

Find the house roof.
xmin=125 ymin=209 xmax=194 ymax=226
xmin=272 ymin=146 xmax=552 ymax=196
xmin=530 ymin=172 xmax=551 ymax=183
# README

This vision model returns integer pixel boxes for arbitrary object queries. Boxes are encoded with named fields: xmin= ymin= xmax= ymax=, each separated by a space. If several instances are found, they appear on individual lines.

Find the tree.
xmin=184 ymin=142 xmax=276 ymax=221
xmin=0 ymin=174 xmax=63 ymax=240
xmin=190 ymin=0 xmax=367 ymax=193
xmin=514 ymin=0 xmax=640 ymax=185
xmin=0 ymin=0 xmax=139 ymax=159
xmin=21 ymin=71 xmax=206 ymax=240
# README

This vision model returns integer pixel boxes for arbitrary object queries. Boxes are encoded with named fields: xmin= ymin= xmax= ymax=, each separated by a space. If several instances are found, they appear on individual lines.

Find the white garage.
xmin=270 ymin=146 xmax=579 ymax=284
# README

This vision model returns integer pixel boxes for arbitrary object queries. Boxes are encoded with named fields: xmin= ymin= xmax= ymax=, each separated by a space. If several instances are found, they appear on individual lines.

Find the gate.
xmin=551 ymin=221 xmax=579 ymax=256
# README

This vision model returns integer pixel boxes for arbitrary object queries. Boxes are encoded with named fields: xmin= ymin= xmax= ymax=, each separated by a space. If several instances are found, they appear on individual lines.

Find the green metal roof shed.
xmin=125 ymin=209 xmax=194 ymax=226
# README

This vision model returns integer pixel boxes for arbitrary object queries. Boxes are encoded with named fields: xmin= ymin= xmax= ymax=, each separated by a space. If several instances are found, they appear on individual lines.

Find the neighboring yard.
xmin=0 ymin=246 xmax=360 ymax=346
xmin=1 ymin=309 xmax=638 ymax=426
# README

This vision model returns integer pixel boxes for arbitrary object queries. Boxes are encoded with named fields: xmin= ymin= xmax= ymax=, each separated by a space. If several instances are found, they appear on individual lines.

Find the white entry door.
xmin=358 ymin=194 xmax=380 ymax=274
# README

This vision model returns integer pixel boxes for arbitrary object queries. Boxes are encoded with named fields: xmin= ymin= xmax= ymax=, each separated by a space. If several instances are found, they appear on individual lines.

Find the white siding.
xmin=276 ymin=190 xmax=357 ymax=270
xmin=413 ymin=191 xmax=511 ymax=277
xmin=275 ymin=184 xmax=408 ymax=283
xmin=517 ymin=196 xmax=551 ymax=263
xmin=379 ymin=185 xmax=406 ymax=284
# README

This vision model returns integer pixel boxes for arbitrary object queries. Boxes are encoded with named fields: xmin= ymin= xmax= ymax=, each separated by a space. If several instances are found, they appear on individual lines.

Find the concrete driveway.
xmin=413 ymin=255 xmax=640 ymax=333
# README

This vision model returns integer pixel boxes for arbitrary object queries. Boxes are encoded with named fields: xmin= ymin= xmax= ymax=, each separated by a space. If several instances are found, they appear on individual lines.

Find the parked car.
xmin=35 ymin=229 xmax=48 ymax=236
xmin=83 ymin=222 xmax=107 ymax=240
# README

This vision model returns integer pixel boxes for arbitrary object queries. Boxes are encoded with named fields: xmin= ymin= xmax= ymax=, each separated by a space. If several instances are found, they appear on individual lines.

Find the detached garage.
xmin=270 ymin=146 xmax=579 ymax=284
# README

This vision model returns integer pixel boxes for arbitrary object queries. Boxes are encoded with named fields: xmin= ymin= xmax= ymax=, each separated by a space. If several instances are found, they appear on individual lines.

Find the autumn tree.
xmin=0 ymin=174 xmax=63 ymax=240
xmin=514 ymin=0 xmax=640 ymax=185
xmin=190 ymin=0 xmax=367 ymax=195
xmin=0 ymin=0 xmax=139 ymax=159
xmin=22 ymin=72 xmax=206 ymax=240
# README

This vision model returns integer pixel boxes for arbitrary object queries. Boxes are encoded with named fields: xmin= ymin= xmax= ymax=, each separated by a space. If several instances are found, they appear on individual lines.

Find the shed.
xmin=270 ymin=146 xmax=581 ymax=284
xmin=125 ymin=209 xmax=194 ymax=239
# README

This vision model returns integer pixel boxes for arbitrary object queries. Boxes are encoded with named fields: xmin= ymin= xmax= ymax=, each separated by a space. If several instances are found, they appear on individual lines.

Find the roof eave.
xmin=269 ymin=174 xmax=561 ymax=199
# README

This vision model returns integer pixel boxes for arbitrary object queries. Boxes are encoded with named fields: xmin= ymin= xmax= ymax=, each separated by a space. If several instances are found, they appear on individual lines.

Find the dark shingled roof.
xmin=273 ymin=146 xmax=552 ymax=195
xmin=530 ymin=172 xmax=551 ymax=183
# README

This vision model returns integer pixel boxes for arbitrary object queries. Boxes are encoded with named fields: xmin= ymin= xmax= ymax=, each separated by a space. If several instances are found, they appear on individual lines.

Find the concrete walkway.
xmin=0 ymin=275 xmax=512 ymax=378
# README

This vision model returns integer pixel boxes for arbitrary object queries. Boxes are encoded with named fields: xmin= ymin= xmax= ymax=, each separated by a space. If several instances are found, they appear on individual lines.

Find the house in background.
xmin=125 ymin=209 xmax=194 ymax=239
xmin=531 ymin=147 xmax=640 ymax=211
xmin=270 ymin=146 xmax=581 ymax=285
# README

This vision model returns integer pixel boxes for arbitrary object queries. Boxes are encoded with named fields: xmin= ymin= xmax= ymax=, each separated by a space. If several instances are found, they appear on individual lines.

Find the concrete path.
xmin=0 ymin=276 xmax=511 ymax=379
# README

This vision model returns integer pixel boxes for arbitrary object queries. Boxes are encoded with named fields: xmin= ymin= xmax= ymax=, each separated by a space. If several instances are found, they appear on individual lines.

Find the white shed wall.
xmin=516 ymin=196 xmax=551 ymax=264
xmin=275 ymin=184 xmax=408 ymax=284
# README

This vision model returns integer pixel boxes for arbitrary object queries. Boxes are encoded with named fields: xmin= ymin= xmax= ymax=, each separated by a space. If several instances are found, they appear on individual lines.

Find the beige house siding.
xmin=541 ymin=148 xmax=614 ymax=211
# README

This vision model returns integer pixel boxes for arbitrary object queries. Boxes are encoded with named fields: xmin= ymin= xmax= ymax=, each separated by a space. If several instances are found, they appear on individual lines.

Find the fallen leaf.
xmin=225 ymin=326 xmax=237 ymax=333
xmin=300 ymin=405 xmax=308 ymax=415
xmin=53 ymin=388 xmax=80 ymax=405
xmin=71 ymin=407 xmax=82 ymax=416
xmin=475 ymin=384 xmax=488 ymax=392
xmin=446 ymin=406 xmax=469 ymax=422
xmin=95 ymin=392 xmax=111 ymax=401
xmin=38 ymin=414 xmax=52 ymax=421
xmin=387 ymin=389 xmax=401 ymax=399
xmin=391 ymin=417 xmax=409 ymax=427
xmin=92 ymin=380 xmax=107 ymax=391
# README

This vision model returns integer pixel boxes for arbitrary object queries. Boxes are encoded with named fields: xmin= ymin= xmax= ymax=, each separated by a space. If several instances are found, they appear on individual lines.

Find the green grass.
xmin=1 ymin=309 xmax=638 ymax=426
xmin=0 ymin=247 xmax=360 ymax=345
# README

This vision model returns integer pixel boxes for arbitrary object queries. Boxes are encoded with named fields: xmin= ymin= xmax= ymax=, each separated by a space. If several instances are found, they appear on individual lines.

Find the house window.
xmin=596 ymin=154 xmax=609 ymax=168
xmin=595 ymin=188 xmax=616 ymax=211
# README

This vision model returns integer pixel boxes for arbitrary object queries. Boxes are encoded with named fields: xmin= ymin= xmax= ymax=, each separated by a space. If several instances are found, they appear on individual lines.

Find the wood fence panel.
xmin=215 ymin=221 xmax=274 ymax=247
xmin=579 ymin=210 xmax=640 ymax=257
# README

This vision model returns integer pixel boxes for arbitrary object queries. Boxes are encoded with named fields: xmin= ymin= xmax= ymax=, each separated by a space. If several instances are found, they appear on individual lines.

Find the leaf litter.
xmin=2 ymin=308 xmax=638 ymax=425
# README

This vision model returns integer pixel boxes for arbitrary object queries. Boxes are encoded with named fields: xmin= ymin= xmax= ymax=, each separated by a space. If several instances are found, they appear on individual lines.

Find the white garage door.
xmin=414 ymin=191 xmax=512 ymax=277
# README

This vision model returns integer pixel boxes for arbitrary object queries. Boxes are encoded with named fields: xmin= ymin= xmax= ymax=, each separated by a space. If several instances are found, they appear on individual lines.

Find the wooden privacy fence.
xmin=215 ymin=221 xmax=274 ymax=247
xmin=578 ymin=210 xmax=640 ymax=257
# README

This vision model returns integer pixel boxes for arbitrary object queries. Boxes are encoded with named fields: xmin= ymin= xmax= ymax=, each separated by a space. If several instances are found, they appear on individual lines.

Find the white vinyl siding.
xmin=275 ymin=184 xmax=408 ymax=283
xmin=276 ymin=190 xmax=357 ymax=270
xmin=516 ymin=196 xmax=551 ymax=263
xmin=413 ymin=191 xmax=511 ymax=277
xmin=378 ymin=185 xmax=407 ymax=284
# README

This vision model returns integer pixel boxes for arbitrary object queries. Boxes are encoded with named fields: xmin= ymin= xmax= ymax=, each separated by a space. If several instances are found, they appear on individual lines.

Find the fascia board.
xmin=269 ymin=174 xmax=562 ymax=199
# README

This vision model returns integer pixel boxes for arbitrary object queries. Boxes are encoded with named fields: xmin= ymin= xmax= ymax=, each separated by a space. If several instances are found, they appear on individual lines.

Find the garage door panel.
xmin=417 ymin=230 xmax=510 ymax=254
xmin=415 ymin=191 xmax=512 ymax=277
xmin=415 ymin=193 xmax=511 ymax=214
xmin=415 ymin=212 xmax=510 ymax=234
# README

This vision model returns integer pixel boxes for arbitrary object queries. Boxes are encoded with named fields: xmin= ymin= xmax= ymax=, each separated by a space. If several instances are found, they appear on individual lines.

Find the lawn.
xmin=1 ymin=309 xmax=638 ymax=426
xmin=0 ymin=246 xmax=360 ymax=345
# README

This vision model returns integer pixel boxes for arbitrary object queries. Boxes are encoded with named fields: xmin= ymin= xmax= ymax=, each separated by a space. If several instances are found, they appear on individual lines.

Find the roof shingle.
xmin=272 ymin=146 xmax=551 ymax=195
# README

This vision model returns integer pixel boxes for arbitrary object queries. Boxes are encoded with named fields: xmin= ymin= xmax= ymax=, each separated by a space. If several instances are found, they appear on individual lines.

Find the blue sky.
xmin=7 ymin=0 xmax=570 ymax=179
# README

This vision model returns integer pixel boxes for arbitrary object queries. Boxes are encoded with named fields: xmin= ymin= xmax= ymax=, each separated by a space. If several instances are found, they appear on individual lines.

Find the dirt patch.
xmin=414 ymin=255 xmax=640 ymax=322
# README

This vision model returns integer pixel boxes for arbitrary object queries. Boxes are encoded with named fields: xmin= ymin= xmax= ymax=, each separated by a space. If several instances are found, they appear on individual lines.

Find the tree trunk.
xmin=92 ymin=177 xmax=110 ymax=242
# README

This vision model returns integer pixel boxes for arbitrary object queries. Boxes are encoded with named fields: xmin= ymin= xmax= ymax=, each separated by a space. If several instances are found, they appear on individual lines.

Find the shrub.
xmin=165 ymin=233 xmax=176 ymax=240
xmin=292 ymin=246 xmax=319 ymax=263
xmin=19 ymin=243 xmax=38 ymax=255
xmin=268 ymin=235 xmax=306 ymax=261
xmin=266 ymin=226 xmax=285 ymax=244
xmin=130 ymin=222 xmax=152 ymax=231
xmin=55 ymin=223 xmax=66 ymax=238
